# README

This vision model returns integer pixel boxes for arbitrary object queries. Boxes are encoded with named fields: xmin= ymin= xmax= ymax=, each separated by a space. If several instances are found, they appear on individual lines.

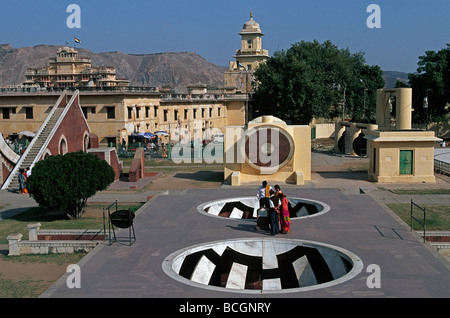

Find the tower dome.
xmin=241 ymin=12 xmax=262 ymax=34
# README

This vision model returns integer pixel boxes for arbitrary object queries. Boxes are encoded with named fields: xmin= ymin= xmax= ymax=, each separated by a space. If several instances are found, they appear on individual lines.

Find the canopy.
xmin=18 ymin=131 xmax=36 ymax=137
xmin=131 ymin=132 xmax=156 ymax=139
xmin=155 ymin=131 xmax=169 ymax=136
xmin=143 ymin=132 xmax=156 ymax=139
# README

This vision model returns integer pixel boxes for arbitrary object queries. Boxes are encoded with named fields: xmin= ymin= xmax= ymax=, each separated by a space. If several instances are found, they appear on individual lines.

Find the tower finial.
xmin=250 ymin=11 xmax=253 ymax=19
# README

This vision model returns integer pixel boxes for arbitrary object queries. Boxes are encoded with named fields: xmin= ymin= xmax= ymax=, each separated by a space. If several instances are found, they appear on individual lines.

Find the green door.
xmin=399 ymin=150 xmax=413 ymax=175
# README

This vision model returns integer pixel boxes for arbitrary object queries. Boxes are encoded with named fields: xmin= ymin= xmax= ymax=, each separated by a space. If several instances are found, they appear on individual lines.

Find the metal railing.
xmin=102 ymin=199 xmax=118 ymax=246
xmin=434 ymin=159 xmax=450 ymax=175
xmin=411 ymin=199 xmax=426 ymax=243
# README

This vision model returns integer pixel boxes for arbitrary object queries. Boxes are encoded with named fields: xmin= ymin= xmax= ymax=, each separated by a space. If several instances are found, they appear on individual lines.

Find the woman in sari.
xmin=18 ymin=169 xmax=27 ymax=194
xmin=279 ymin=193 xmax=291 ymax=234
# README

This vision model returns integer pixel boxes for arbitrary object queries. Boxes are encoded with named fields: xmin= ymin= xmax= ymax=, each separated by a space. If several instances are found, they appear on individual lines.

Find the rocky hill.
xmin=0 ymin=44 xmax=226 ymax=92
xmin=0 ymin=44 xmax=411 ymax=92
xmin=383 ymin=70 xmax=410 ymax=88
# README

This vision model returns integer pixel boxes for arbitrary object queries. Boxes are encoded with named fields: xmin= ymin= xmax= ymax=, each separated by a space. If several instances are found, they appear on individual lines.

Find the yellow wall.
xmin=0 ymin=91 xmax=245 ymax=147
xmin=224 ymin=115 xmax=311 ymax=186
xmin=366 ymin=130 xmax=440 ymax=183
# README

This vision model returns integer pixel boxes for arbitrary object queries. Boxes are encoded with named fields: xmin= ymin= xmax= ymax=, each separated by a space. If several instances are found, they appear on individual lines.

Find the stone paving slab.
xmin=41 ymin=187 xmax=450 ymax=298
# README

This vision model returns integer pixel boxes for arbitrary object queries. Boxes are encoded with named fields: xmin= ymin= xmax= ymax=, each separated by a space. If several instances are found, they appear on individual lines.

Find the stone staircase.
xmin=6 ymin=107 xmax=65 ymax=190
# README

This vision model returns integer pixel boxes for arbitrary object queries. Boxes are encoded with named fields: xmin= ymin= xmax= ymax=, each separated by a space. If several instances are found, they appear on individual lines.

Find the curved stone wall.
xmin=163 ymin=238 xmax=363 ymax=294
xmin=197 ymin=196 xmax=330 ymax=220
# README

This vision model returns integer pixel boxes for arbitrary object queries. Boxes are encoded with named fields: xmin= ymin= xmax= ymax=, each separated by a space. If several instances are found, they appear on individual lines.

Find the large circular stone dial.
xmin=243 ymin=125 xmax=295 ymax=173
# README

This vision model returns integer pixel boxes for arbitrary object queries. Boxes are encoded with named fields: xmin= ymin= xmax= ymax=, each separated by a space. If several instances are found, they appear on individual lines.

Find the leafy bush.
xmin=27 ymin=151 xmax=115 ymax=219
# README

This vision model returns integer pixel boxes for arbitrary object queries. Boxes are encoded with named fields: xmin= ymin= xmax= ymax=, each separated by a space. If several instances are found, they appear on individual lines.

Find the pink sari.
xmin=280 ymin=196 xmax=291 ymax=233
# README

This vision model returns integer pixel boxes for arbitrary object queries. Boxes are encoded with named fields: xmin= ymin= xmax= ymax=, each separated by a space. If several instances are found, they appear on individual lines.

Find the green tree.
xmin=252 ymin=40 xmax=385 ymax=124
xmin=408 ymin=44 xmax=450 ymax=124
xmin=27 ymin=151 xmax=115 ymax=219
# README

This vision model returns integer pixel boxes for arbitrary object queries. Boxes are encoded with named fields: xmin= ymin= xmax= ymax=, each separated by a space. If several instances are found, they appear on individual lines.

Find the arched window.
xmin=59 ymin=136 xmax=68 ymax=155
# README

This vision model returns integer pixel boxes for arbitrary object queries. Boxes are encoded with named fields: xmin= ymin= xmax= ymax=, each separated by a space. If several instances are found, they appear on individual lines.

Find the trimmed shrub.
xmin=27 ymin=151 xmax=115 ymax=219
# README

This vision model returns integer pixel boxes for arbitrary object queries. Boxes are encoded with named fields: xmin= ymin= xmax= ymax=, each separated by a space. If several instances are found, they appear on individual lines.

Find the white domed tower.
xmin=235 ymin=11 xmax=269 ymax=71
xmin=224 ymin=12 xmax=269 ymax=93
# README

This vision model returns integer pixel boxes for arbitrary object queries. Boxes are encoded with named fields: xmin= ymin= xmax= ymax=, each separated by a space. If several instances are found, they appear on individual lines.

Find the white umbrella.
xmin=155 ymin=131 xmax=169 ymax=136
xmin=18 ymin=131 xmax=36 ymax=137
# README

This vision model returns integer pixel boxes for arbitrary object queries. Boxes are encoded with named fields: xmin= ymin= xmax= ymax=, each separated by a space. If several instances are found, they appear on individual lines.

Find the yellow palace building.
xmin=0 ymin=13 xmax=271 ymax=147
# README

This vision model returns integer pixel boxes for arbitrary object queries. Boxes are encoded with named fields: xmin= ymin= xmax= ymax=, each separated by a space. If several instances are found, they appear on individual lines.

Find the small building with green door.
xmin=365 ymin=130 xmax=441 ymax=183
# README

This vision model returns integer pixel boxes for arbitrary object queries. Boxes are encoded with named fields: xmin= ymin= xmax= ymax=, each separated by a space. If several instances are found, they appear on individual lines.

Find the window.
xmin=154 ymin=106 xmax=158 ymax=117
xmin=2 ymin=108 xmax=10 ymax=119
xmin=184 ymin=109 xmax=188 ymax=120
xmin=209 ymin=108 xmax=212 ymax=117
xmin=399 ymin=150 xmax=413 ymax=175
xmin=106 ymin=106 xmax=115 ymax=119
xmin=164 ymin=109 xmax=168 ymax=122
xmin=25 ymin=107 xmax=33 ymax=119
xmin=127 ymin=107 xmax=133 ymax=120
xmin=136 ymin=107 xmax=140 ymax=119
xmin=82 ymin=107 xmax=96 ymax=119
xmin=372 ymin=148 xmax=376 ymax=173
xmin=218 ymin=107 xmax=221 ymax=117
xmin=145 ymin=106 xmax=150 ymax=118
xmin=59 ymin=138 xmax=67 ymax=155
xmin=107 ymin=137 xmax=116 ymax=147
xmin=81 ymin=107 xmax=88 ymax=119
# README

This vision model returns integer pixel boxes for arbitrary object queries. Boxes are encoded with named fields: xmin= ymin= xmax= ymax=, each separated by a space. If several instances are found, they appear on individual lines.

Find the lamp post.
xmin=360 ymin=79 xmax=366 ymax=120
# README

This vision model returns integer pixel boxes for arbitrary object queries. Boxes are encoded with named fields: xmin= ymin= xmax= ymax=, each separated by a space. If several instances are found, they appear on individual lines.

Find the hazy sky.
xmin=1 ymin=0 xmax=449 ymax=73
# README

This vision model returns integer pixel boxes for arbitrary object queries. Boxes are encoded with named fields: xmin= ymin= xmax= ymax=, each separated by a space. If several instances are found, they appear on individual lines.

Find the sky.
xmin=1 ymin=0 xmax=449 ymax=73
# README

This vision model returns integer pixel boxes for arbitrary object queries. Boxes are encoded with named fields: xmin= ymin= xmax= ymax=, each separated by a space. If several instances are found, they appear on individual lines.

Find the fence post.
xmin=7 ymin=233 xmax=23 ymax=256
xmin=27 ymin=223 xmax=41 ymax=241
xmin=410 ymin=198 xmax=413 ymax=231
xmin=411 ymin=199 xmax=426 ymax=243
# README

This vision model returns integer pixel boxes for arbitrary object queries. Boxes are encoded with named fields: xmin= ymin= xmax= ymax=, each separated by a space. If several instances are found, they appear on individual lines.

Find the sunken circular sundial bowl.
xmin=197 ymin=196 xmax=330 ymax=220
xmin=162 ymin=238 xmax=363 ymax=294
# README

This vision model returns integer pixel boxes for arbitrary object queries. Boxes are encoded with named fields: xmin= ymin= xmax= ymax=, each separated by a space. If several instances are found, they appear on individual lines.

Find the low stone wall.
xmin=37 ymin=229 xmax=106 ymax=241
xmin=416 ymin=231 xmax=450 ymax=251
xmin=417 ymin=231 xmax=450 ymax=243
xmin=7 ymin=223 xmax=103 ymax=256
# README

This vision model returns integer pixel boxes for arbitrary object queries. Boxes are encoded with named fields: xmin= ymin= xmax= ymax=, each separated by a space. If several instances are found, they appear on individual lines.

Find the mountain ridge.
xmin=0 ymin=44 xmax=227 ymax=93
xmin=0 ymin=44 xmax=410 ymax=92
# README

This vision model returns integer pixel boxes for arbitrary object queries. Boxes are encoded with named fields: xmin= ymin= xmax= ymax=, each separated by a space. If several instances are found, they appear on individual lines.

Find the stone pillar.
xmin=347 ymin=123 xmax=360 ymax=156
xmin=7 ymin=233 xmax=23 ymax=256
xmin=334 ymin=121 xmax=345 ymax=153
xmin=376 ymin=89 xmax=391 ymax=130
xmin=27 ymin=223 xmax=41 ymax=241
xmin=395 ymin=88 xmax=413 ymax=130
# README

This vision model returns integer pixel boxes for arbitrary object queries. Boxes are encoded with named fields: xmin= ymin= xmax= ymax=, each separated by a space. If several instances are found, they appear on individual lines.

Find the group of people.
xmin=18 ymin=167 xmax=31 ymax=194
xmin=257 ymin=181 xmax=291 ymax=235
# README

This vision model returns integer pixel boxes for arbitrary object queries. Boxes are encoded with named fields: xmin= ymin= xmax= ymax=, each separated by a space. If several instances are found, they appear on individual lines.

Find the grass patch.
xmin=0 ymin=275 xmax=46 ymax=298
xmin=0 ymin=253 xmax=86 ymax=298
xmin=0 ymin=252 xmax=87 ymax=266
xmin=386 ymin=203 xmax=450 ymax=231
xmin=0 ymin=203 xmax=143 ymax=244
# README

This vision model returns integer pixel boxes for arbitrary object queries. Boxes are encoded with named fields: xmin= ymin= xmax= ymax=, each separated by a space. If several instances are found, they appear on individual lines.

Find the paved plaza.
xmin=1 ymin=151 xmax=449 ymax=298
